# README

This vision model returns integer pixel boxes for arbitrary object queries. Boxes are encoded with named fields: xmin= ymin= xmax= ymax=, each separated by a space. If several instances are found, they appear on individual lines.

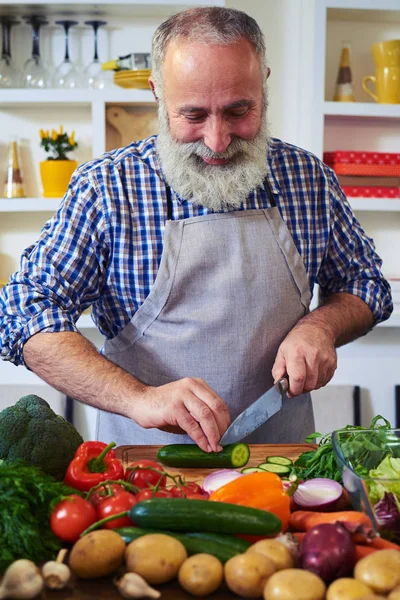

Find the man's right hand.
xmin=132 ymin=377 xmax=231 ymax=453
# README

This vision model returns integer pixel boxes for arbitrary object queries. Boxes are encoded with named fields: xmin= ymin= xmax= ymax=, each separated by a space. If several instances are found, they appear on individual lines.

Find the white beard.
xmin=156 ymin=101 xmax=270 ymax=211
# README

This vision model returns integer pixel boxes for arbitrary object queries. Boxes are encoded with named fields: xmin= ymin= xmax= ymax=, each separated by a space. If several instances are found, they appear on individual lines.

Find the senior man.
xmin=0 ymin=8 xmax=392 ymax=450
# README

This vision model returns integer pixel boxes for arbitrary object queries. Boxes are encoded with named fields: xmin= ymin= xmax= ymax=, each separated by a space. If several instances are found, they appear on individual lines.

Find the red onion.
xmin=298 ymin=522 xmax=356 ymax=582
xmin=293 ymin=478 xmax=343 ymax=511
xmin=202 ymin=469 xmax=243 ymax=495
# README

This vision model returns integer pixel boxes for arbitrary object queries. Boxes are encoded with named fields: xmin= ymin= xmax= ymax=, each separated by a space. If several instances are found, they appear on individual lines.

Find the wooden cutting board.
xmin=115 ymin=444 xmax=314 ymax=482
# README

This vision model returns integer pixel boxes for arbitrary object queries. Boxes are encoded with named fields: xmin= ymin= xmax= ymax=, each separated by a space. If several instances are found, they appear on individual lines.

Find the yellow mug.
xmin=362 ymin=39 xmax=400 ymax=103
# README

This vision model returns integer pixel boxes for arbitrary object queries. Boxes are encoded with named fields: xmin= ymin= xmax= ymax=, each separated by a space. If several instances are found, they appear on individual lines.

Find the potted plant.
xmin=39 ymin=125 xmax=78 ymax=197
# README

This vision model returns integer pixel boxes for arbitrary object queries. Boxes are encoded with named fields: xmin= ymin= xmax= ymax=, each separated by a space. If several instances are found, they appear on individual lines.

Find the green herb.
xmin=294 ymin=415 xmax=394 ymax=483
xmin=0 ymin=462 xmax=76 ymax=574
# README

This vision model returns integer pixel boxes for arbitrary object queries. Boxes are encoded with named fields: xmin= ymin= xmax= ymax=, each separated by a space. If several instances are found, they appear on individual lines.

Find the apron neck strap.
xmin=165 ymin=176 xmax=276 ymax=219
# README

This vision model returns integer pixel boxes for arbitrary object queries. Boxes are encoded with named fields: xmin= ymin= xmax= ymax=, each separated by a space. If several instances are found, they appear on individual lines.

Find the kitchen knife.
xmin=219 ymin=378 xmax=289 ymax=445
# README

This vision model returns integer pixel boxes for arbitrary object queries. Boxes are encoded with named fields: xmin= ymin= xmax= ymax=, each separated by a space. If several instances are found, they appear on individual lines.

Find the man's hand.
xmin=131 ymin=377 xmax=231 ymax=453
xmin=272 ymin=323 xmax=337 ymax=397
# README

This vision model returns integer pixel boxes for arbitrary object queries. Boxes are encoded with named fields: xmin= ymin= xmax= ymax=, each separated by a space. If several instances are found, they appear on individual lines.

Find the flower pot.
xmin=40 ymin=159 xmax=78 ymax=198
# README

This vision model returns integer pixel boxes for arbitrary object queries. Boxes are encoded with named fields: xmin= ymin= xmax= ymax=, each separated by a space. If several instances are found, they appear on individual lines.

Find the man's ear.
xmin=148 ymin=78 xmax=159 ymax=103
xmin=266 ymin=67 xmax=271 ymax=80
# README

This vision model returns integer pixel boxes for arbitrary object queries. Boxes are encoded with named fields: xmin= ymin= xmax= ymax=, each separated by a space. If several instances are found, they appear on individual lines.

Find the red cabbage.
xmin=375 ymin=492 xmax=400 ymax=539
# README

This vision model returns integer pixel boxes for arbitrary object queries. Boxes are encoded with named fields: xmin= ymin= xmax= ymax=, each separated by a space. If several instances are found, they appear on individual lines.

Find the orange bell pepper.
xmin=209 ymin=472 xmax=290 ymax=531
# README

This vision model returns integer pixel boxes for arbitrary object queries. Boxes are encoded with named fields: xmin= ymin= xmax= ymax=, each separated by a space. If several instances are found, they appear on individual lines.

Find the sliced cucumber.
xmin=241 ymin=467 xmax=265 ymax=474
xmin=258 ymin=462 xmax=291 ymax=476
xmin=157 ymin=442 xmax=250 ymax=468
xmin=265 ymin=456 xmax=293 ymax=467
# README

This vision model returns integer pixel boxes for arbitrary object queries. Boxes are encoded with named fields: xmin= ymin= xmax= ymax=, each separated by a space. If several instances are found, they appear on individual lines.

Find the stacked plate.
xmin=114 ymin=69 xmax=151 ymax=89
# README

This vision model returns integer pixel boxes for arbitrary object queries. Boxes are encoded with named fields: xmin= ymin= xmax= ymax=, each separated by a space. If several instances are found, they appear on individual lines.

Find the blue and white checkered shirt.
xmin=0 ymin=136 xmax=393 ymax=366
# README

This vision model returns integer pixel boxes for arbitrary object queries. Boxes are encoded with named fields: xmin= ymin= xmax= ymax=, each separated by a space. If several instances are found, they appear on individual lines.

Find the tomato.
xmin=170 ymin=482 xmax=203 ymax=497
xmin=89 ymin=483 xmax=125 ymax=507
xmin=185 ymin=493 xmax=209 ymax=500
xmin=136 ymin=486 xmax=173 ymax=502
xmin=124 ymin=459 xmax=167 ymax=489
xmin=96 ymin=490 xmax=137 ymax=529
xmin=50 ymin=494 xmax=97 ymax=543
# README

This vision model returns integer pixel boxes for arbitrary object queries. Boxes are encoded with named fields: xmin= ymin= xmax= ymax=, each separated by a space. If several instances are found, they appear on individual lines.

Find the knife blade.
xmin=219 ymin=378 xmax=289 ymax=445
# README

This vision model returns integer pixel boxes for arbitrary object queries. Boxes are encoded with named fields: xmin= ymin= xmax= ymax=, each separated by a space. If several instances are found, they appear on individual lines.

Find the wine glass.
xmin=83 ymin=20 xmax=109 ymax=89
xmin=0 ymin=16 xmax=21 ymax=88
xmin=22 ymin=16 xmax=49 ymax=89
xmin=53 ymin=20 xmax=81 ymax=89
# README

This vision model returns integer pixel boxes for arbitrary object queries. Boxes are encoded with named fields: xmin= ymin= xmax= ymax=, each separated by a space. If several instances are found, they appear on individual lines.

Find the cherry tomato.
xmin=185 ymin=493 xmax=209 ymax=500
xmin=50 ymin=494 xmax=97 ymax=543
xmin=170 ymin=482 xmax=203 ymax=497
xmin=96 ymin=490 xmax=136 ymax=529
xmin=89 ymin=483 xmax=125 ymax=507
xmin=136 ymin=486 xmax=173 ymax=502
xmin=124 ymin=459 xmax=167 ymax=489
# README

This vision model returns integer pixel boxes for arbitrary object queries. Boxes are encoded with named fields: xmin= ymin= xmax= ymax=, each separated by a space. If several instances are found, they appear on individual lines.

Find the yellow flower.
xmin=39 ymin=128 xmax=45 ymax=139
xmin=52 ymin=129 xmax=58 ymax=140
xmin=59 ymin=125 xmax=64 ymax=135
xmin=69 ymin=131 xmax=75 ymax=145
xmin=44 ymin=130 xmax=49 ymax=138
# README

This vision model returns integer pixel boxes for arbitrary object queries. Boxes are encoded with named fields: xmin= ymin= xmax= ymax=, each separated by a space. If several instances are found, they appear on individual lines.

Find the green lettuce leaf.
xmin=367 ymin=456 xmax=400 ymax=510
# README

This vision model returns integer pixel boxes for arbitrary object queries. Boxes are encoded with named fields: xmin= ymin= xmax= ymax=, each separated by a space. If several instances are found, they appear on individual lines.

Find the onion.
xmin=293 ymin=478 xmax=343 ymax=511
xmin=298 ymin=522 xmax=356 ymax=583
xmin=202 ymin=469 xmax=243 ymax=495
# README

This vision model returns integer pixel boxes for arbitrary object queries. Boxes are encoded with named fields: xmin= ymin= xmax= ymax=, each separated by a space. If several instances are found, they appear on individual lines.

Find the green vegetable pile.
xmin=0 ymin=394 xmax=83 ymax=480
xmin=294 ymin=415 xmax=394 ymax=483
xmin=0 ymin=462 xmax=76 ymax=573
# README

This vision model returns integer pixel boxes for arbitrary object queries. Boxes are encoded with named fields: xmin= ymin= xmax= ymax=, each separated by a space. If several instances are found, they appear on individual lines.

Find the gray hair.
xmin=151 ymin=7 xmax=267 ymax=95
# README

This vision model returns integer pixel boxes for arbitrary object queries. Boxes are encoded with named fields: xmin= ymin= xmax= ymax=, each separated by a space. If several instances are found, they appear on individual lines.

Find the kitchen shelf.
xmin=0 ymin=89 xmax=155 ymax=107
xmin=324 ymin=102 xmax=400 ymax=119
xmin=348 ymin=198 xmax=400 ymax=212
xmin=0 ymin=198 xmax=61 ymax=212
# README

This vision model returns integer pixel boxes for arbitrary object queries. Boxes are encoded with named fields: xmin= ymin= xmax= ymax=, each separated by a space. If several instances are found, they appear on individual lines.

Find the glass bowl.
xmin=332 ymin=427 xmax=400 ymax=542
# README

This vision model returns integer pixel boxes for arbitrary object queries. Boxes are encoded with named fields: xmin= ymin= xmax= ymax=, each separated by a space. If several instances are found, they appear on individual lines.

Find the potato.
xmin=247 ymin=540 xmax=294 ymax=571
xmin=354 ymin=549 xmax=400 ymax=594
xmin=69 ymin=529 xmax=126 ymax=579
xmin=389 ymin=587 xmax=400 ymax=600
xmin=225 ymin=552 xmax=276 ymax=598
xmin=264 ymin=568 xmax=326 ymax=600
xmin=327 ymin=578 xmax=373 ymax=600
xmin=125 ymin=533 xmax=187 ymax=585
xmin=178 ymin=553 xmax=223 ymax=596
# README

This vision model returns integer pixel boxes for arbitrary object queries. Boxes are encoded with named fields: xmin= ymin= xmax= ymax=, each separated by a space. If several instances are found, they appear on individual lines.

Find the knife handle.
xmin=277 ymin=377 xmax=289 ymax=395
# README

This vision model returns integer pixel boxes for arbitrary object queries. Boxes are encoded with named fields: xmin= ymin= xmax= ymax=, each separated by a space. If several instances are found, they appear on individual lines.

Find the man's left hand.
xmin=271 ymin=323 xmax=337 ymax=397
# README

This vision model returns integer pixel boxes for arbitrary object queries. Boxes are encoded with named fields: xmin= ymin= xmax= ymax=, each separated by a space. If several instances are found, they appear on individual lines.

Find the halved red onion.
xmin=202 ymin=469 xmax=243 ymax=495
xmin=293 ymin=478 xmax=343 ymax=511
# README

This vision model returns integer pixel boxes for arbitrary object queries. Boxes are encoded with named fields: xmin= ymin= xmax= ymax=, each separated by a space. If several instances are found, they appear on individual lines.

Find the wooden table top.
xmin=45 ymin=443 xmax=313 ymax=600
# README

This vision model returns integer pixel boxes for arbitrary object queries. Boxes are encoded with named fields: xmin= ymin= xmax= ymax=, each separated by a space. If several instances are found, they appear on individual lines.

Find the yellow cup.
xmin=362 ymin=39 xmax=400 ymax=103
xmin=40 ymin=160 xmax=77 ymax=198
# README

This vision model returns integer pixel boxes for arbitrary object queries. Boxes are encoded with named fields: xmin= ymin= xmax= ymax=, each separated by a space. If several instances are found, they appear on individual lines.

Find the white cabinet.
xmin=312 ymin=0 xmax=400 ymax=328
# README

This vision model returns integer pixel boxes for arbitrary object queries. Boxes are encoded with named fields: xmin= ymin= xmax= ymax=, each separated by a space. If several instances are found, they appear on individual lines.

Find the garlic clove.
xmin=41 ymin=560 xmax=71 ymax=590
xmin=115 ymin=572 xmax=161 ymax=599
xmin=0 ymin=559 xmax=44 ymax=599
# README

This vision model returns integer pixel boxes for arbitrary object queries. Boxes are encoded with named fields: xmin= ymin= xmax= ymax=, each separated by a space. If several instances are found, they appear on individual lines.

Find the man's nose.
xmin=203 ymin=117 xmax=231 ymax=154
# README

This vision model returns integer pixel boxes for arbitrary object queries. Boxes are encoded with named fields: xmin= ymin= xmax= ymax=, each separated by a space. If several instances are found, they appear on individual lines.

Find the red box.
xmin=323 ymin=150 xmax=400 ymax=177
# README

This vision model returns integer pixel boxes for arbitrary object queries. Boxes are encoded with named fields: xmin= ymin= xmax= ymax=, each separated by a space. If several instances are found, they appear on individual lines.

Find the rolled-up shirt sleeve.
xmin=0 ymin=172 xmax=108 ymax=366
xmin=317 ymin=169 xmax=393 ymax=325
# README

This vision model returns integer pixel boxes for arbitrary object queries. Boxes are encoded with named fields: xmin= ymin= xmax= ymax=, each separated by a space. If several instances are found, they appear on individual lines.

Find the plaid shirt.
xmin=0 ymin=136 xmax=393 ymax=366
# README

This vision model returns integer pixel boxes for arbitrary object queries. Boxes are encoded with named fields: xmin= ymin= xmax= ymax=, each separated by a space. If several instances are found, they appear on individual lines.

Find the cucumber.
xmin=241 ymin=467 xmax=265 ymax=474
xmin=114 ymin=527 xmax=246 ymax=563
xmin=129 ymin=498 xmax=281 ymax=536
xmin=258 ymin=462 xmax=291 ymax=476
xmin=157 ymin=443 xmax=250 ymax=468
xmin=266 ymin=456 xmax=293 ymax=466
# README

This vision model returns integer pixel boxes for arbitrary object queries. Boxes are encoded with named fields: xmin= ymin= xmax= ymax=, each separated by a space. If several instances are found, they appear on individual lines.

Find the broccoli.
xmin=0 ymin=394 xmax=84 ymax=480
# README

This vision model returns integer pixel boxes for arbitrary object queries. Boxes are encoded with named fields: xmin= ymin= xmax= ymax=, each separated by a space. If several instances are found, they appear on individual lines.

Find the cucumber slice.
xmin=266 ymin=456 xmax=293 ymax=467
xmin=157 ymin=442 xmax=250 ymax=468
xmin=258 ymin=462 xmax=291 ymax=475
xmin=241 ymin=467 xmax=265 ymax=474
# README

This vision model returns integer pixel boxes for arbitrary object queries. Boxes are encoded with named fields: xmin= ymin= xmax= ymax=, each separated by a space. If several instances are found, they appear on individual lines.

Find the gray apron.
xmin=97 ymin=181 xmax=315 ymax=445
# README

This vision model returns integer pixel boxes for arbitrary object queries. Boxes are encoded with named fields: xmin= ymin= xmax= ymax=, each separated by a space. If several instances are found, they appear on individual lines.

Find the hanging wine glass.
xmin=0 ymin=16 xmax=21 ymax=88
xmin=22 ymin=16 xmax=49 ymax=89
xmin=52 ymin=20 xmax=81 ymax=89
xmin=83 ymin=20 xmax=109 ymax=89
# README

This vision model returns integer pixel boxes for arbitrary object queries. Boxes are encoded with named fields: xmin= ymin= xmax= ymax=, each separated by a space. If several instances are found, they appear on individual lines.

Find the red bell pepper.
xmin=64 ymin=441 xmax=124 ymax=492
